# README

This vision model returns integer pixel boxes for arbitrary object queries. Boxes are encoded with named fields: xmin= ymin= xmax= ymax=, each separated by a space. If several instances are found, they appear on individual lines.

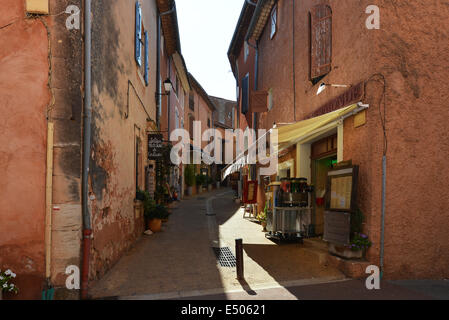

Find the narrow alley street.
xmin=90 ymin=188 xmax=345 ymax=300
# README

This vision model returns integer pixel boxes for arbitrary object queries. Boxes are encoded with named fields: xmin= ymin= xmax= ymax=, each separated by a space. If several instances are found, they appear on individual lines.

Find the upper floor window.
xmin=244 ymin=41 xmax=249 ymax=62
xmin=241 ymin=74 xmax=249 ymax=115
xmin=189 ymin=93 xmax=195 ymax=111
xmin=310 ymin=4 xmax=332 ymax=83
xmin=268 ymin=88 xmax=274 ymax=111
xmin=270 ymin=5 xmax=277 ymax=39
xmin=135 ymin=2 xmax=149 ymax=86
xmin=175 ymin=76 xmax=179 ymax=97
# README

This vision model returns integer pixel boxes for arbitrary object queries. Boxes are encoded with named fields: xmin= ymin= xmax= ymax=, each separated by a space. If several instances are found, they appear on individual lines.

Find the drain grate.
xmin=212 ymin=247 xmax=237 ymax=267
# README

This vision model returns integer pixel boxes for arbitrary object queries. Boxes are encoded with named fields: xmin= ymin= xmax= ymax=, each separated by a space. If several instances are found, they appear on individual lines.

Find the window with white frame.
xmin=270 ymin=5 xmax=277 ymax=39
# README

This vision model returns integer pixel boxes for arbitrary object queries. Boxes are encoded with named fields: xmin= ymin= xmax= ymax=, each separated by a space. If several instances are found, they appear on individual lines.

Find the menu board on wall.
xmin=243 ymin=180 xmax=258 ymax=204
xmin=326 ymin=165 xmax=359 ymax=212
xmin=330 ymin=176 xmax=353 ymax=210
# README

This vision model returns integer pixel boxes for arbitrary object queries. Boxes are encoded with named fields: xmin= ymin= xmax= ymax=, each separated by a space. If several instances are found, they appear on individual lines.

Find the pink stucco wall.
xmin=0 ymin=0 xmax=50 ymax=299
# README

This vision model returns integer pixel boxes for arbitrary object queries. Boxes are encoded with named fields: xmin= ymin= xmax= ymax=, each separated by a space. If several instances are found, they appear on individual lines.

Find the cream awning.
xmin=277 ymin=104 xmax=359 ymax=151
xmin=221 ymin=103 xmax=365 ymax=180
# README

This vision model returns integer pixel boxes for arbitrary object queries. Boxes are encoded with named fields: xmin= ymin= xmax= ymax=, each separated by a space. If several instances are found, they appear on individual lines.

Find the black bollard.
xmin=236 ymin=238 xmax=244 ymax=280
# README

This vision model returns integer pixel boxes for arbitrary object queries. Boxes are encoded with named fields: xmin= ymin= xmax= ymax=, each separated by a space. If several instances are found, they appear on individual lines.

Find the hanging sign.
xmin=148 ymin=134 xmax=163 ymax=160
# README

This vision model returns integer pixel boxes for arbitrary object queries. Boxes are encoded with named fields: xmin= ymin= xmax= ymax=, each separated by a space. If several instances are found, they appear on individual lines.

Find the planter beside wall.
xmin=328 ymin=242 xmax=363 ymax=259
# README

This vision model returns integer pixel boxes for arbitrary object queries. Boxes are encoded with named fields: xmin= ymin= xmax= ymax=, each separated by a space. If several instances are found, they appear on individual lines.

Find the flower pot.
xmin=328 ymin=242 xmax=363 ymax=259
xmin=148 ymin=218 xmax=162 ymax=233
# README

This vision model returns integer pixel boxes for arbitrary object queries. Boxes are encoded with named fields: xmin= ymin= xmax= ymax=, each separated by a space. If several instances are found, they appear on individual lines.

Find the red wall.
xmin=0 ymin=0 xmax=50 ymax=299
xmin=252 ymin=0 xmax=449 ymax=279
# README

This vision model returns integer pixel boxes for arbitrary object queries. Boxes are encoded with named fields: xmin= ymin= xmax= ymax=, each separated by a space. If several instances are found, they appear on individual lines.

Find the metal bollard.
xmin=235 ymin=238 xmax=244 ymax=280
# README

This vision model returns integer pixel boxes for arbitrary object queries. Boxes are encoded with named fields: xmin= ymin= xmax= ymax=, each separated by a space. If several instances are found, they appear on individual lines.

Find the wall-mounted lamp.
xmin=317 ymin=82 xmax=352 ymax=95
xmin=156 ymin=79 xmax=173 ymax=96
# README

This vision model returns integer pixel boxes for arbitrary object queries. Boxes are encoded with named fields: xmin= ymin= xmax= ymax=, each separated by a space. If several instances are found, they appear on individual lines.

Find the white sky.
xmin=176 ymin=0 xmax=243 ymax=101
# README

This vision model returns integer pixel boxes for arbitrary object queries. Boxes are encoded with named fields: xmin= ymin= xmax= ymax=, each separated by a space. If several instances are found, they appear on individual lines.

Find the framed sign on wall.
xmin=325 ymin=165 xmax=359 ymax=212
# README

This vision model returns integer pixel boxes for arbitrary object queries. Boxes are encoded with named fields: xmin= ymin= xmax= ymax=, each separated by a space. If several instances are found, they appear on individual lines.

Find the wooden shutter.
xmin=135 ymin=2 xmax=142 ymax=66
xmin=251 ymin=90 xmax=268 ymax=113
xmin=310 ymin=5 xmax=332 ymax=79
xmin=144 ymin=31 xmax=149 ymax=85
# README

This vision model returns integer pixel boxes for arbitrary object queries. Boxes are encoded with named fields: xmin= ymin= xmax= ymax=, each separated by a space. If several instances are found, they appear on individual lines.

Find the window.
xmin=207 ymin=118 xmax=211 ymax=128
xmin=270 ymin=5 xmax=277 ymax=39
xmin=268 ymin=88 xmax=274 ymax=111
xmin=310 ymin=4 xmax=332 ymax=81
xmin=175 ymin=109 xmax=179 ymax=129
xmin=244 ymin=41 xmax=249 ymax=62
xmin=241 ymin=74 xmax=249 ymax=114
xmin=135 ymin=2 xmax=142 ymax=66
xmin=189 ymin=115 xmax=194 ymax=140
xmin=175 ymin=76 xmax=179 ymax=97
xmin=189 ymin=92 xmax=195 ymax=111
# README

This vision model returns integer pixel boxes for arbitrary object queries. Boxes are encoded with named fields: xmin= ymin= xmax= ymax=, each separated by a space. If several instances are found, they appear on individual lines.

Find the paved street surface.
xmin=90 ymin=188 xmax=344 ymax=299
xmin=176 ymin=279 xmax=448 ymax=300
xmin=90 ymin=188 xmax=448 ymax=300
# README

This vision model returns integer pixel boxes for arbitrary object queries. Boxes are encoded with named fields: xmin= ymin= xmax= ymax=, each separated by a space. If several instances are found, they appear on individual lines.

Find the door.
xmin=312 ymin=155 xmax=337 ymax=235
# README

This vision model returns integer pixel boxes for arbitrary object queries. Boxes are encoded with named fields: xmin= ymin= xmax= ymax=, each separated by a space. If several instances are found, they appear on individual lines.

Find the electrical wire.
xmin=364 ymin=73 xmax=388 ymax=156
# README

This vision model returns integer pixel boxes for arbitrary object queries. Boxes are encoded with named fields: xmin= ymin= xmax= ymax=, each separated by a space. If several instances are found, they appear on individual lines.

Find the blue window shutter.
xmin=135 ymin=2 xmax=142 ymax=66
xmin=144 ymin=31 xmax=149 ymax=85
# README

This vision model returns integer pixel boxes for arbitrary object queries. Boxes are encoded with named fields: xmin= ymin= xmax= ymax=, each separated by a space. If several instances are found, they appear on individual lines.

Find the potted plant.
xmin=140 ymin=190 xmax=161 ymax=232
xmin=207 ymin=176 xmax=213 ymax=192
xmin=258 ymin=210 xmax=267 ymax=232
xmin=136 ymin=189 xmax=146 ymax=201
xmin=328 ymin=208 xmax=372 ymax=259
xmin=184 ymin=164 xmax=195 ymax=196
xmin=144 ymin=202 xmax=168 ymax=233
xmin=0 ymin=269 xmax=18 ymax=300
xmin=195 ymin=174 xmax=205 ymax=194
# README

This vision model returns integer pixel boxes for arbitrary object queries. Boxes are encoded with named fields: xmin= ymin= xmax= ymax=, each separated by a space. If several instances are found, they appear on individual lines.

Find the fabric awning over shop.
xmin=221 ymin=103 xmax=365 ymax=181
xmin=222 ymin=155 xmax=246 ymax=181
xmin=277 ymin=104 xmax=359 ymax=151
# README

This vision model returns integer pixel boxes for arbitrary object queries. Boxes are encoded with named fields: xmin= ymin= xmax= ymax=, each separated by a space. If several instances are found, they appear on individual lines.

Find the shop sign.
xmin=308 ymin=82 xmax=363 ymax=119
xmin=148 ymin=134 xmax=163 ymax=160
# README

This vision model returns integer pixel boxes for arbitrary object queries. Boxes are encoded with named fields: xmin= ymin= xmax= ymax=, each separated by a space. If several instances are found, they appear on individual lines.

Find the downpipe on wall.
xmin=81 ymin=0 xmax=93 ymax=300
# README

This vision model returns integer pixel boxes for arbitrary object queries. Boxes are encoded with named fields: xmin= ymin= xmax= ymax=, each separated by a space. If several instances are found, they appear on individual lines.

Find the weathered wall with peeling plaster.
xmin=88 ymin=0 xmax=158 ymax=282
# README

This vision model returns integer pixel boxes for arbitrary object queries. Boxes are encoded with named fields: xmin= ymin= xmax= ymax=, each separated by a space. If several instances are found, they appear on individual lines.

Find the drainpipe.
xmin=156 ymin=13 xmax=161 ymax=128
xmin=380 ymin=155 xmax=386 ymax=278
xmin=45 ymin=122 xmax=54 ymax=287
xmin=81 ymin=0 xmax=93 ymax=300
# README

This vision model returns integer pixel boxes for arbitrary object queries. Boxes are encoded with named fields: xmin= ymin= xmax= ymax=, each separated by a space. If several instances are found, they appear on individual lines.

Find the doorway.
xmin=310 ymin=134 xmax=338 ymax=236
xmin=312 ymin=155 xmax=337 ymax=235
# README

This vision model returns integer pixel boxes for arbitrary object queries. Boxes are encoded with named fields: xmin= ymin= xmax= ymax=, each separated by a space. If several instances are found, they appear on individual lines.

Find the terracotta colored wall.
xmin=0 ymin=0 xmax=50 ymax=299
xmin=253 ymin=0 xmax=449 ymax=279
xmin=88 ymin=0 xmax=158 ymax=282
